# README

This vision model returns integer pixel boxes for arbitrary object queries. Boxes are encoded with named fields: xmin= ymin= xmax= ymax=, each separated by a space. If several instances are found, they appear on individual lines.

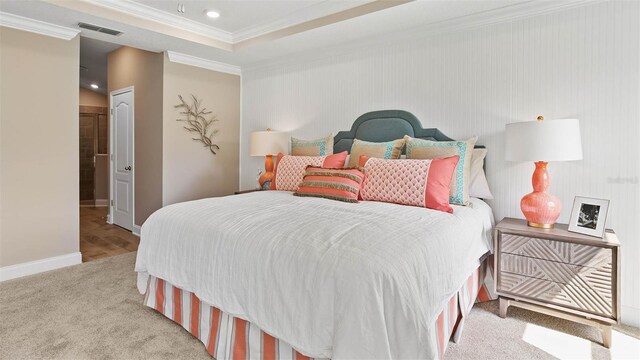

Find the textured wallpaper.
xmin=240 ymin=1 xmax=640 ymax=325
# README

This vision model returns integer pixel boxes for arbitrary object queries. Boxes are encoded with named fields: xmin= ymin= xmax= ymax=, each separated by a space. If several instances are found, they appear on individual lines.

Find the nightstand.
xmin=234 ymin=189 xmax=263 ymax=195
xmin=494 ymin=217 xmax=620 ymax=348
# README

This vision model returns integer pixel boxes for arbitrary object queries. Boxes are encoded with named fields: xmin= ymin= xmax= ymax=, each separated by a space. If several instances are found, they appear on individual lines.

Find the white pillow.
xmin=469 ymin=148 xmax=494 ymax=199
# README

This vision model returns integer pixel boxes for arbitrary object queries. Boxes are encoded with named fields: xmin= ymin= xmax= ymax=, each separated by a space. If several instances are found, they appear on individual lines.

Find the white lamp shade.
xmin=250 ymin=130 xmax=289 ymax=156
xmin=505 ymin=118 xmax=582 ymax=162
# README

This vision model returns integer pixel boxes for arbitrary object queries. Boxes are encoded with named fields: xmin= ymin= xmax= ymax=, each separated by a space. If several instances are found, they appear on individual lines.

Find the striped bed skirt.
xmin=143 ymin=255 xmax=495 ymax=360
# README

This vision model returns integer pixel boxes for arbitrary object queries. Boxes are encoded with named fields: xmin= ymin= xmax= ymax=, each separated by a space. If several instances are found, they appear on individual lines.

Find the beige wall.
xmin=79 ymin=87 xmax=107 ymax=107
xmin=108 ymin=47 xmax=163 ymax=226
xmin=162 ymin=53 xmax=240 ymax=205
xmin=0 ymin=27 xmax=79 ymax=267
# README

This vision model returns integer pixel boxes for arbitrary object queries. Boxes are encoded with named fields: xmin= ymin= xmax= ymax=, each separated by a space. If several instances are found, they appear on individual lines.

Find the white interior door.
xmin=110 ymin=88 xmax=134 ymax=231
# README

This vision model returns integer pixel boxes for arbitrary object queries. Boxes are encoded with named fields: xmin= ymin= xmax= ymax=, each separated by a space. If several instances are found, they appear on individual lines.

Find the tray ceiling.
xmin=0 ymin=0 xmax=590 ymax=69
xmin=132 ymin=0 xmax=360 ymax=34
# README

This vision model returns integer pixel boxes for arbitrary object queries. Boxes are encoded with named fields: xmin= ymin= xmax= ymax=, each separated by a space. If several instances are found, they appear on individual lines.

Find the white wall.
xmin=241 ymin=1 xmax=640 ymax=326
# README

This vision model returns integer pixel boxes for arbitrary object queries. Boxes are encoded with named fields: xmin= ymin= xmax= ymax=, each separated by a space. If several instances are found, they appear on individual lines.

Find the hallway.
xmin=80 ymin=207 xmax=139 ymax=262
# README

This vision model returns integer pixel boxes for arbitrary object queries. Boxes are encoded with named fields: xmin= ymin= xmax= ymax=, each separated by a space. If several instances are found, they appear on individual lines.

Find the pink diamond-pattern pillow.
xmin=274 ymin=156 xmax=324 ymax=191
xmin=360 ymin=158 xmax=430 ymax=207
xmin=359 ymin=155 xmax=460 ymax=213
xmin=271 ymin=152 xmax=348 ymax=191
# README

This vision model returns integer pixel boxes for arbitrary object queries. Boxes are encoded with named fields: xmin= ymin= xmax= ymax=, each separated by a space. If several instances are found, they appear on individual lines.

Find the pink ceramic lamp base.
xmin=521 ymin=161 xmax=561 ymax=229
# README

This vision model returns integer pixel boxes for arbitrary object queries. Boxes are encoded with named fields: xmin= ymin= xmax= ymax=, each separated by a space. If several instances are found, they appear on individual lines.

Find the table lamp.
xmin=505 ymin=116 xmax=582 ymax=228
xmin=250 ymin=129 xmax=289 ymax=188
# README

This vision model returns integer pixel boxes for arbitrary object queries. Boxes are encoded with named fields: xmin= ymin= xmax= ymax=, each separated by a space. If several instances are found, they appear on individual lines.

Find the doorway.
xmin=79 ymin=106 xmax=108 ymax=207
xmin=79 ymin=36 xmax=139 ymax=262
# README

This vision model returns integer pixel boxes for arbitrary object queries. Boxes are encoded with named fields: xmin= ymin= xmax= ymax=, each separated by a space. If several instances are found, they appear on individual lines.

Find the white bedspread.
xmin=135 ymin=191 xmax=493 ymax=359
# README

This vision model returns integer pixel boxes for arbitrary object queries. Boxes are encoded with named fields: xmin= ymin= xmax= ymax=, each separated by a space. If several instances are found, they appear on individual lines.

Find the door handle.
xmin=125 ymin=166 xmax=132 ymax=171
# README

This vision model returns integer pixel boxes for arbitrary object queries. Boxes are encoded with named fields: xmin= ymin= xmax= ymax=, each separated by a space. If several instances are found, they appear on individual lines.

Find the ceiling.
xmin=133 ymin=0 xmax=360 ymax=34
xmin=0 ymin=0 xmax=588 ymax=69
xmin=79 ymin=37 xmax=120 ymax=94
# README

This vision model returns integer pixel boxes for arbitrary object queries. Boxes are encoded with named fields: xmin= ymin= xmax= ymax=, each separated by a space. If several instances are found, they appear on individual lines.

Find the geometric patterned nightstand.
xmin=494 ymin=218 xmax=620 ymax=348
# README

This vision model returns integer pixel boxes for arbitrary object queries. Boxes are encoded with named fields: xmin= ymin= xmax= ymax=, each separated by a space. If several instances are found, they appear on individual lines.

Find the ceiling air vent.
xmin=78 ymin=22 xmax=122 ymax=36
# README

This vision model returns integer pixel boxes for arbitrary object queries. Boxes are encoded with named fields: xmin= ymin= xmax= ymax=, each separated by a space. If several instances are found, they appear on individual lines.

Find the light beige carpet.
xmin=0 ymin=252 xmax=638 ymax=359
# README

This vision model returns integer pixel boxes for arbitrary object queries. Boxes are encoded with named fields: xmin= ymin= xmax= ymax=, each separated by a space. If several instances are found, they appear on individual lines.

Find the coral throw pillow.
xmin=271 ymin=151 xmax=348 ymax=191
xmin=359 ymin=155 xmax=459 ymax=213
xmin=294 ymin=166 xmax=365 ymax=203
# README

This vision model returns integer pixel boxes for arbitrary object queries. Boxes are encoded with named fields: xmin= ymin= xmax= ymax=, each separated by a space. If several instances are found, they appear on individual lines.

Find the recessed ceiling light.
xmin=90 ymin=84 xmax=99 ymax=89
xmin=205 ymin=10 xmax=220 ymax=18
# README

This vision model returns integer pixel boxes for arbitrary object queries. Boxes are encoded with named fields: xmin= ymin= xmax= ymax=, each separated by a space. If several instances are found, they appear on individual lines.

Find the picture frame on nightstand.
xmin=568 ymin=196 xmax=610 ymax=238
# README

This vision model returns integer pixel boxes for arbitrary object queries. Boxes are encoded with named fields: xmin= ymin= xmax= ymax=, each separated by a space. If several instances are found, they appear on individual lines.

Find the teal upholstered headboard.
xmin=334 ymin=110 xmax=484 ymax=154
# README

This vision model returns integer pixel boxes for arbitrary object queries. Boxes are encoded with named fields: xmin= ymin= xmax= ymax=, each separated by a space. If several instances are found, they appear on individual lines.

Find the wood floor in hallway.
xmin=80 ymin=207 xmax=139 ymax=262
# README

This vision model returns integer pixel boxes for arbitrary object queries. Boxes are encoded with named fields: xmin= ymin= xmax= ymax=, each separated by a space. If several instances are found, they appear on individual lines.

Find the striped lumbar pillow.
xmin=270 ymin=152 xmax=348 ymax=191
xmin=294 ymin=166 xmax=366 ymax=203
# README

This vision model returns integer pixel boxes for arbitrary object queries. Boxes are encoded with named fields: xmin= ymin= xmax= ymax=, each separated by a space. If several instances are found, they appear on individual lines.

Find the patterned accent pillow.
xmin=404 ymin=135 xmax=477 ymax=205
xmin=294 ymin=166 xmax=365 ymax=203
xmin=270 ymin=151 xmax=348 ymax=191
xmin=291 ymin=135 xmax=333 ymax=156
xmin=359 ymin=155 xmax=459 ymax=213
xmin=346 ymin=138 xmax=405 ymax=167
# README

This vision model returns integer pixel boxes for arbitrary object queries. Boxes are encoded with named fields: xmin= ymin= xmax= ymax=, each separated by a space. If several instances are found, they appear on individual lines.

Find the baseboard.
xmin=0 ymin=252 xmax=82 ymax=282
xmin=107 ymin=214 xmax=112 ymax=224
xmin=621 ymin=305 xmax=640 ymax=328
xmin=132 ymin=224 xmax=141 ymax=237
xmin=95 ymin=199 xmax=108 ymax=207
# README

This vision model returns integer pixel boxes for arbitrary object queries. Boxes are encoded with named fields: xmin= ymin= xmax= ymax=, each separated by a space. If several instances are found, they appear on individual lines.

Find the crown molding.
xmin=87 ymin=0 xmax=233 ymax=43
xmin=167 ymin=51 xmax=241 ymax=76
xmin=231 ymin=0 xmax=372 ymax=43
xmin=425 ymin=0 xmax=597 ymax=34
xmin=87 ymin=0 xmax=376 ymax=45
xmin=0 ymin=11 xmax=80 ymax=40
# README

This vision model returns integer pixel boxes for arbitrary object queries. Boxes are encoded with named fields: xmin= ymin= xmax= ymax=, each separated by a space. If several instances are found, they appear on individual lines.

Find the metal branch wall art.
xmin=175 ymin=94 xmax=220 ymax=154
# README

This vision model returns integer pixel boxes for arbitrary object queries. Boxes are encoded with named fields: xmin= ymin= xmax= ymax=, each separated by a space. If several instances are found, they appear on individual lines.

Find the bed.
xmin=135 ymin=110 xmax=496 ymax=359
